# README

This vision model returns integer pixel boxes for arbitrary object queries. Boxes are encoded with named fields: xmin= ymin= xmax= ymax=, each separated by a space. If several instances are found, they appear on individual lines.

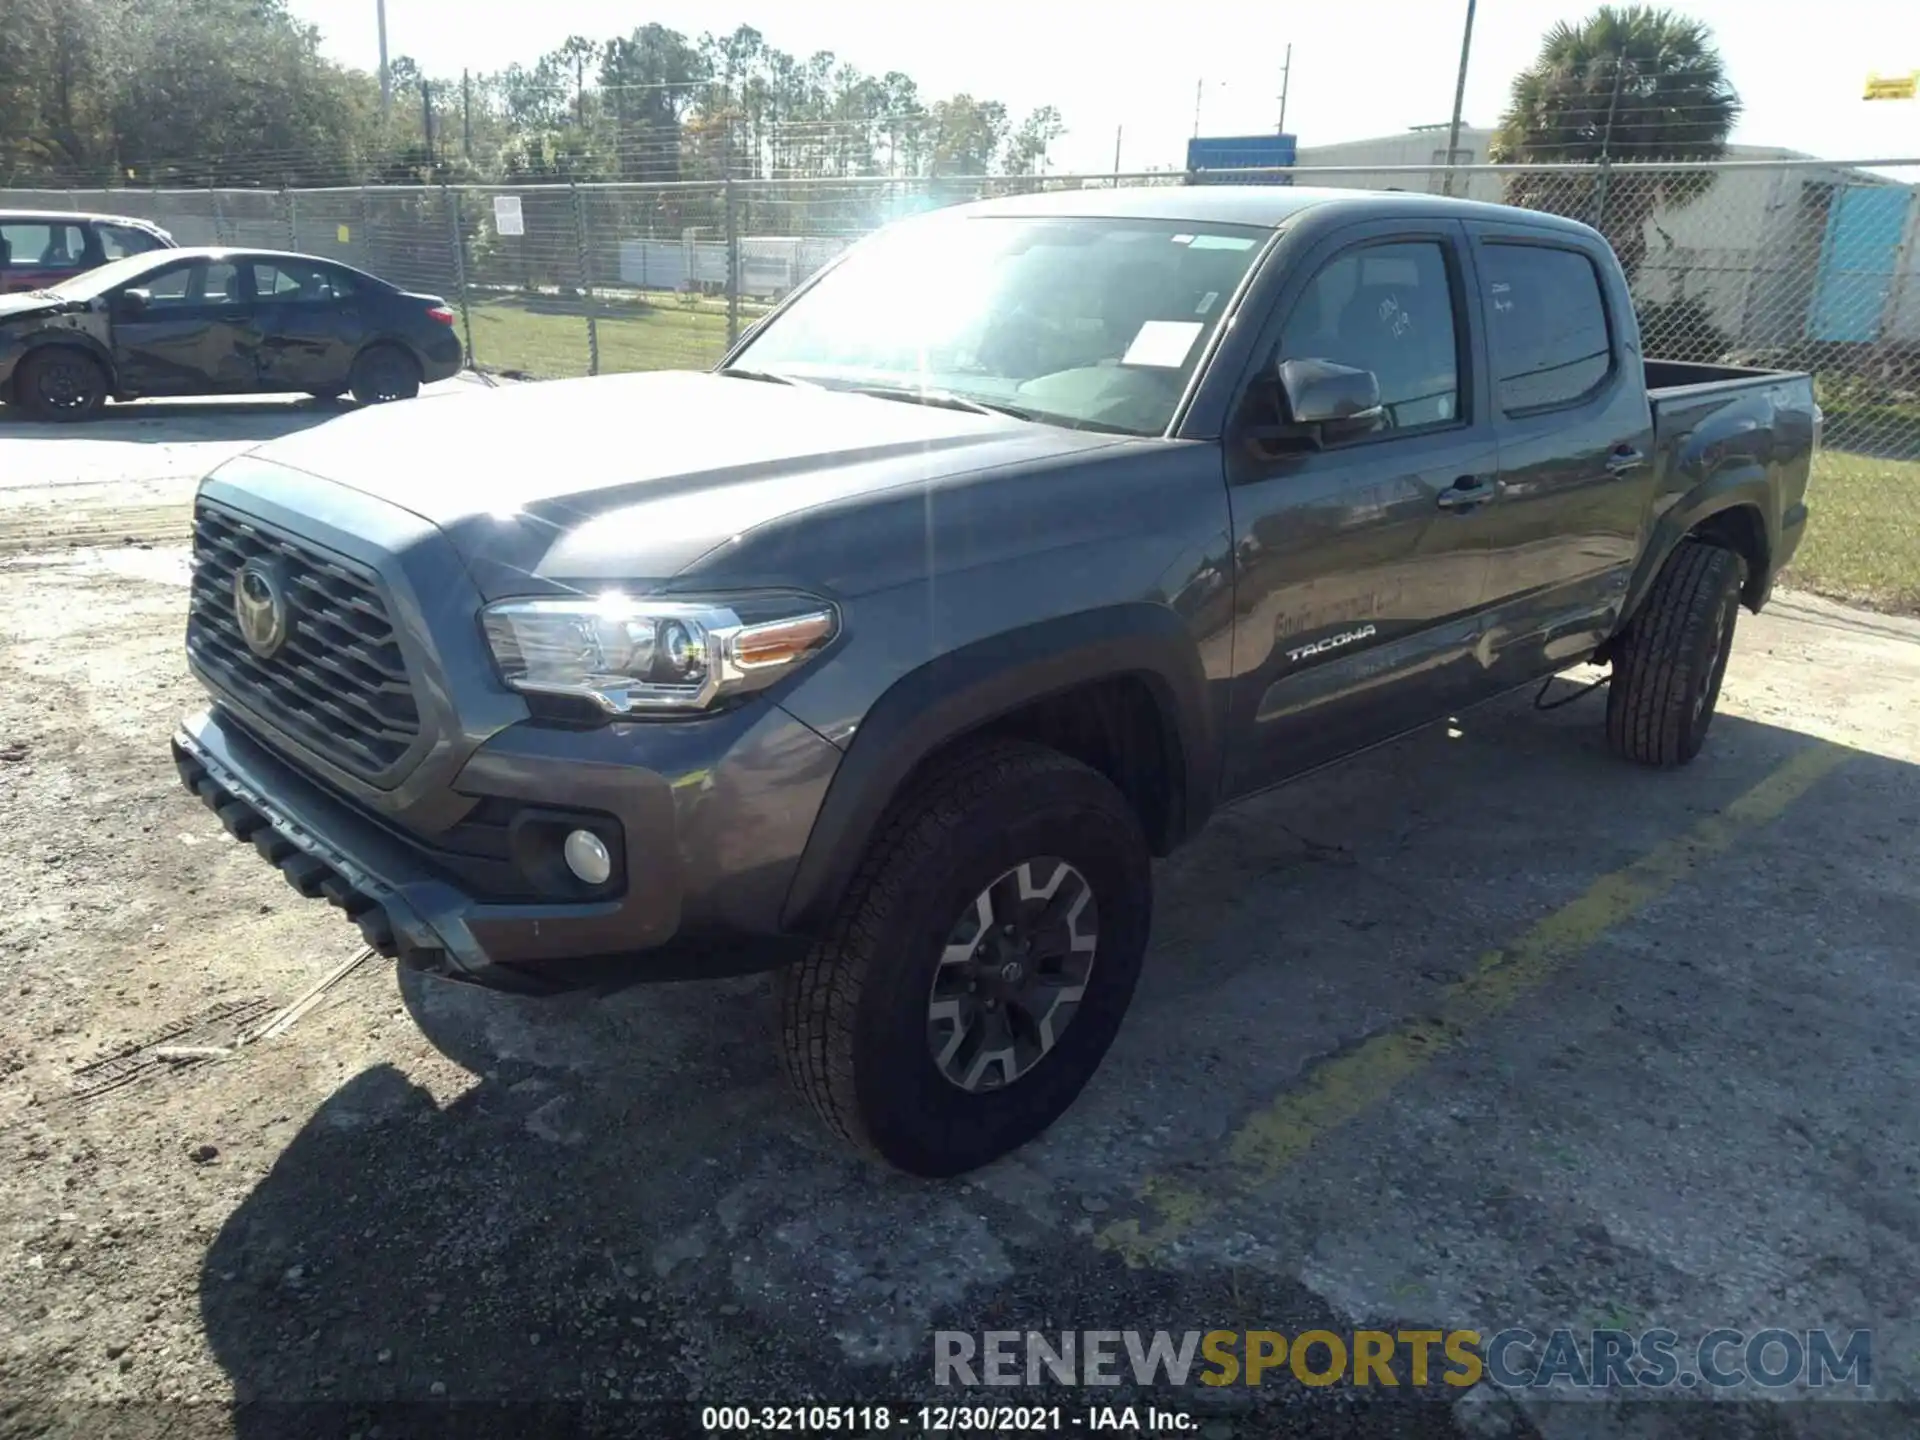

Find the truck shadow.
xmin=0 ymin=396 xmax=348 ymax=445
xmin=196 ymin=1047 xmax=1503 ymax=1438
xmin=193 ymin=697 xmax=1915 ymax=1434
xmin=0 ymin=373 xmax=493 ymax=443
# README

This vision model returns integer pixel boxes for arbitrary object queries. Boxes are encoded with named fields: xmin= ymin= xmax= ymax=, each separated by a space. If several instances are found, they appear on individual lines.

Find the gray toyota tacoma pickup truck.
xmin=173 ymin=186 xmax=1815 ymax=1175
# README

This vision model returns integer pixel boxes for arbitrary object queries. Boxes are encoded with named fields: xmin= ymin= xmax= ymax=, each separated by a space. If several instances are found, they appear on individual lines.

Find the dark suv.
xmin=0 ymin=211 xmax=176 ymax=293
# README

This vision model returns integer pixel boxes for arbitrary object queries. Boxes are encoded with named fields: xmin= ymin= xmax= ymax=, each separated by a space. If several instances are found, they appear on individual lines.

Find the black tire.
xmin=17 ymin=347 xmax=108 ymax=422
xmin=1606 ymin=541 xmax=1744 ymax=767
xmin=347 ymin=345 xmax=421 ymax=404
xmin=779 ymin=739 xmax=1152 ymax=1176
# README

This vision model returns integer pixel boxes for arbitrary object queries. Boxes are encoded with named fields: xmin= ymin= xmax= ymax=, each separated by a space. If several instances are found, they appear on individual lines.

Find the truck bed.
xmin=1637 ymin=356 xmax=1817 ymax=610
xmin=1644 ymin=358 xmax=1801 ymax=396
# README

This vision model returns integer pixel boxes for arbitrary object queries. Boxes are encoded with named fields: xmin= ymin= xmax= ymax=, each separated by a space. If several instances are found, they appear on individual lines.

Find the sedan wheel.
xmin=348 ymin=346 xmax=421 ymax=405
xmin=20 ymin=348 xmax=108 ymax=422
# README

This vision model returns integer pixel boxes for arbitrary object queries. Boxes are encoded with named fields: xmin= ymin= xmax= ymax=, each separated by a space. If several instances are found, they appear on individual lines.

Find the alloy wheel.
xmin=926 ymin=857 xmax=1099 ymax=1092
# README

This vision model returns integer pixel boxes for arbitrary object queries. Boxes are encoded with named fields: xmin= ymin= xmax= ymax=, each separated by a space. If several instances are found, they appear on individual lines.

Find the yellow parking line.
xmin=1096 ymin=740 xmax=1851 ymax=1267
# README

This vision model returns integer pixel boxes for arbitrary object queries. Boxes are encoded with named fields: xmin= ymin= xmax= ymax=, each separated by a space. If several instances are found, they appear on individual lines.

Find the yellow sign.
xmin=337 ymin=224 xmax=351 ymax=243
xmin=1864 ymin=72 xmax=1918 ymax=100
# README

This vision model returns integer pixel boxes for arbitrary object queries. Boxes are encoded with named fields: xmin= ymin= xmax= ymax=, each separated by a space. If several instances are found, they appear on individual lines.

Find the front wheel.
xmin=18 ymin=347 xmax=108 ymax=422
xmin=1606 ymin=541 xmax=1744 ymax=767
xmin=347 ymin=345 xmax=421 ymax=405
xmin=779 ymin=740 xmax=1152 ymax=1176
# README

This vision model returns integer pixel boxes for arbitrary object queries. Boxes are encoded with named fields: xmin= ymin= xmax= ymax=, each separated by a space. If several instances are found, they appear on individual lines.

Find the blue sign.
xmin=1187 ymin=133 xmax=1298 ymax=185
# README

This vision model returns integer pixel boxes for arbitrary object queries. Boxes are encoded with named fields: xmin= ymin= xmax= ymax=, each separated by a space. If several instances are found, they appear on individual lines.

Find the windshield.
xmin=732 ymin=215 xmax=1269 ymax=435
xmin=45 ymin=252 xmax=171 ymax=301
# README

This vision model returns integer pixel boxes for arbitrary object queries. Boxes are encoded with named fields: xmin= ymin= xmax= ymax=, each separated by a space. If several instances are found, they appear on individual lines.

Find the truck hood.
xmin=231 ymin=370 xmax=1130 ymax=592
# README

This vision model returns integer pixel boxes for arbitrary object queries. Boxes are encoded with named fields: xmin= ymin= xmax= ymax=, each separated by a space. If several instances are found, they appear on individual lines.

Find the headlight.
xmin=481 ymin=591 xmax=838 ymax=714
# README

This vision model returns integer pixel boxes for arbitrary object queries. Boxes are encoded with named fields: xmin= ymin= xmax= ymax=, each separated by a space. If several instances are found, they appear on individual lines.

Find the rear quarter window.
xmin=1481 ymin=243 xmax=1613 ymax=413
xmin=97 ymin=224 xmax=168 ymax=260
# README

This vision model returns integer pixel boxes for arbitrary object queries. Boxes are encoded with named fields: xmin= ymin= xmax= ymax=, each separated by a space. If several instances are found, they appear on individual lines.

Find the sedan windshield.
xmin=732 ymin=215 xmax=1269 ymax=436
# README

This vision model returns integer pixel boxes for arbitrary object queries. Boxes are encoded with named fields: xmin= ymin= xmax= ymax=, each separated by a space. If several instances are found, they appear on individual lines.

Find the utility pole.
xmin=421 ymin=78 xmax=434 ymax=169
xmin=377 ymin=0 xmax=391 ymax=118
xmin=575 ymin=53 xmax=588 ymax=128
xmin=1194 ymin=78 xmax=1204 ymax=139
xmin=1277 ymin=43 xmax=1293 ymax=133
xmin=1442 ymin=0 xmax=1477 ymax=197
xmin=1113 ymin=125 xmax=1123 ymax=181
xmin=1592 ymin=55 xmax=1630 ymax=229
xmin=462 ymin=69 xmax=473 ymax=160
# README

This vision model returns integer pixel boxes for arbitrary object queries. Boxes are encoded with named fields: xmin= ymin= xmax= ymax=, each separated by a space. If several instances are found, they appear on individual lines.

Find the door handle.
xmin=217 ymin=308 xmax=250 ymax=322
xmin=1605 ymin=446 xmax=1647 ymax=475
xmin=1436 ymin=476 xmax=1499 ymax=511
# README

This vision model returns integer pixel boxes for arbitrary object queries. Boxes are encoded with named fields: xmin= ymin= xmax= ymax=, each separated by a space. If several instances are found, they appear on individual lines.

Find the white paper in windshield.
xmin=1122 ymin=320 xmax=1205 ymax=368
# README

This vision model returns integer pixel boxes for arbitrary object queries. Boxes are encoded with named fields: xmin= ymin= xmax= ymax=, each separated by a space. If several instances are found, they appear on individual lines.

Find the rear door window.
xmin=1480 ymin=243 xmax=1613 ymax=413
xmin=249 ymin=260 xmax=357 ymax=301
xmin=0 ymin=222 xmax=88 ymax=270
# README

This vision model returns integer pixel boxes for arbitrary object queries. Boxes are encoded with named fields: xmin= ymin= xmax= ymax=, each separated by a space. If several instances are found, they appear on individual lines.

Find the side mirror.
xmin=1277 ymin=358 xmax=1384 ymax=439
xmin=116 ymin=288 xmax=151 ymax=316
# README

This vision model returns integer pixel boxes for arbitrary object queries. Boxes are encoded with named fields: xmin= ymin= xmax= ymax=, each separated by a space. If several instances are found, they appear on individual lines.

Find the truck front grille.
xmin=188 ymin=500 xmax=422 ymax=781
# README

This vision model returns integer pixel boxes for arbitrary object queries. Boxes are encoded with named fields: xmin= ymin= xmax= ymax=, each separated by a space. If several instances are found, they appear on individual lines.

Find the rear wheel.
xmin=18 ymin=347 xmax=108 ymax=422
xmin=779 ymin=740 xmax=1152 ymax=1176
xmin=347 ymin=345 xmax=421 ymax=405
xmin=1606 ymin=541 xmax=1744 ymax=767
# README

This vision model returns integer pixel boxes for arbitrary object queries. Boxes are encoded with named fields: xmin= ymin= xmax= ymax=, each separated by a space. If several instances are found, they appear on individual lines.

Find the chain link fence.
xmin=7 ymin=160 xmax=1917 ymax=459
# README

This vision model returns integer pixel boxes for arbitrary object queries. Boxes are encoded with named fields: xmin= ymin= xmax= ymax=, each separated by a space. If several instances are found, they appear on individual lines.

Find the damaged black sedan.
xmin=0 ymin=246 xmax=464 ymax=421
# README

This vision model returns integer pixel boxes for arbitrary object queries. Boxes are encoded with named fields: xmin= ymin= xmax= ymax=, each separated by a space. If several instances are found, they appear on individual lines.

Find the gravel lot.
xmin=1 ymin=390 xmax=1916 ymax=1439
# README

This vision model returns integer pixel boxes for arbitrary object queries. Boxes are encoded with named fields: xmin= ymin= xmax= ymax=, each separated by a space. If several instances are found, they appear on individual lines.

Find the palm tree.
xmin=1490 ymin=6 xmax=1740 ymax=281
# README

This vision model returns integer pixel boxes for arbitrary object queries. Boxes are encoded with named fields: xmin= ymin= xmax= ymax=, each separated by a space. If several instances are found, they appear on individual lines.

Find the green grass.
xmin=462 ymin=292 xmax=740 ymax=379
xmin=1784 ymin=451 xmax=1920 ymax=613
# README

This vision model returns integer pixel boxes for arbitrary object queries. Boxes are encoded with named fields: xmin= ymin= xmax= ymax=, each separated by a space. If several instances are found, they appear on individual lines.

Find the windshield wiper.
xmin=839 ymin=383 xmax=1037 ymax=422
xmin=717 ymin=366 xmax=820 ymax=388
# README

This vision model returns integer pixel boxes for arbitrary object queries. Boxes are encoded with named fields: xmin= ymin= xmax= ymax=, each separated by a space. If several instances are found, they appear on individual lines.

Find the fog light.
xmin=562 ymin=829 xmax=612 ymax=886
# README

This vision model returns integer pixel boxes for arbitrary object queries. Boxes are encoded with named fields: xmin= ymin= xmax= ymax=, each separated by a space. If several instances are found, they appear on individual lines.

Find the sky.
xmin=289 ymin=0 xmax=1920 ymax=173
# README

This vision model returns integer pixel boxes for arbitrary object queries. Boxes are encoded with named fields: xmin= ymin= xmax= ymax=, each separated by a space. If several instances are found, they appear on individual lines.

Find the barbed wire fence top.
xmin=4 ymin=158 xmax=1917 ymax=460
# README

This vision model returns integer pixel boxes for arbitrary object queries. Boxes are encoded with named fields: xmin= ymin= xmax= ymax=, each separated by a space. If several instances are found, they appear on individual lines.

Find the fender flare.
xmin=1620 ymin=473 xmax=1776 ymax=626
xmin=351 ymin=334 xmax=427 ymax=375
xmin=17 ymin=330 xmax=120 ymax=393
xmin=780 ymin=603 xmax=1218 ymax=934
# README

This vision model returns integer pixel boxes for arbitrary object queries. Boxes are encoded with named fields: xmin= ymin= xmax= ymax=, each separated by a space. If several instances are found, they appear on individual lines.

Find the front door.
xmin=1222 ymin=222 xmax=1501 ymax=797
xmin=112 ymin=258 xmax=260 ymax=395
xmin=1462 ymin=223 xmax=1655 ymax=688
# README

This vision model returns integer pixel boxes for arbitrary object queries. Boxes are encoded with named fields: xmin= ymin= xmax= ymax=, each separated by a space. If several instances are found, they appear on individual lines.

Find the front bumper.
xmin=173 ymin=698 xmax=840 ymax=995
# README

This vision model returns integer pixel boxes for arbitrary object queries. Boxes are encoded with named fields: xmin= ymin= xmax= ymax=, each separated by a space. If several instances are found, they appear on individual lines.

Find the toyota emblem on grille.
xmin=233 ymin=560 xmax=290 ymax=659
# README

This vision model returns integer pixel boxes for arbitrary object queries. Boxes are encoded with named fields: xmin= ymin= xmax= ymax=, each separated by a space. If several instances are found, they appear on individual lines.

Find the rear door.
xmin=0 ymin=219 xmax=91 ymax=294
xmin=246 ymin=258 xmax=367 ymax=393
xmin=1221 ymin=219 xmax=1500 ymax=797
xmin=112 ymin=258 xmax=261 ymax=395
xmin=1463 ymin=223 xmax=1655 ymax=686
